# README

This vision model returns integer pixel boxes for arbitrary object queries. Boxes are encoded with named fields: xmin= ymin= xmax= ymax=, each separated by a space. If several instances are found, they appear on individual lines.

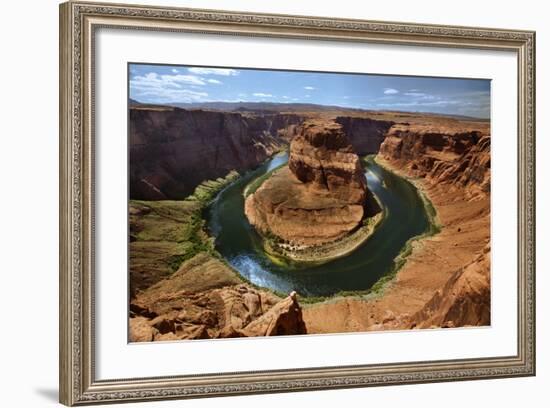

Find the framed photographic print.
xmin=59 ymin=1 xmax=536 ymax=405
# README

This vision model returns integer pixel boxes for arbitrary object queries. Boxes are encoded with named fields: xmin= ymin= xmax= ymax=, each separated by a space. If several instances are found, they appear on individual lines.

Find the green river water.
xmin=205 ymin=153 xmax=434 ymax=297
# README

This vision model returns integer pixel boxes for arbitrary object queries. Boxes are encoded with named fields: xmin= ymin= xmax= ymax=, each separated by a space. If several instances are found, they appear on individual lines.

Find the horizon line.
xmin=129 ymin=98 xmax=490 ymax=120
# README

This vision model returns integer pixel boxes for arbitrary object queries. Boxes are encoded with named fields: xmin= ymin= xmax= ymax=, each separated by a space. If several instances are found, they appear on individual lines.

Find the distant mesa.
xmin=245 ymin=119 xmax=381 ymax=262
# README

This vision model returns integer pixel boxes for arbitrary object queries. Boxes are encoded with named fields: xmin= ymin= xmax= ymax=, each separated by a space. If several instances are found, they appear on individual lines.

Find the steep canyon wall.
xmin=129 ymin=107 xmax=395 ymax=200
xmin=129 ymin=107 xmax=304 ymax=200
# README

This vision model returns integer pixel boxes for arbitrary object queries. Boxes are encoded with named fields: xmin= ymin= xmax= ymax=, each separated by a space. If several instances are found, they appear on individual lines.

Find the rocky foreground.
xmin=130 ymin=252 xmax=306 ymax=341
xmin=129 ymin=107 xmax=492 ymax=341
xmin=129 ymin=176 xmax=307 ymax=341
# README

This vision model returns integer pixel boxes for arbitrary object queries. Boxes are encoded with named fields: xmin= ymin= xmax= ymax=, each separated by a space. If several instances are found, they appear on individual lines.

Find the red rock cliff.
xmin=245 ymin=120 xmax=371 ymax=247
xmin=288 ymin=121 xmax=368 ymax=203
xmin=130 ymin=107 xmax=304 ymax=200
xmin=378 ymin=121 xmax=490 ymax=199
xmin=335 ymin=116 xmax=394 ymax=155
xmin=372 ymin=118 xmax=492 ymax=330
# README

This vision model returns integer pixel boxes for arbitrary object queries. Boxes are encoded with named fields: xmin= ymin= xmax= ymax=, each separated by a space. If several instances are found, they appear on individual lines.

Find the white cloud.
xmin=383 ymin=88 xmax=399 ymax=95
xmin=305 ymin=95 xmax=311 ymax=98
xmin=130 ymin=72 xmax=210 ymax=103
xmin=207 ymin=79 xmax=222 ymax=84
xmin=376 ymin=100 xmax=461 ymax=107
xmin=172 ymin=68 xmax=179 ymax=73
xmin=165 ymin=74 xmax=206 ymax=86
xmin=282 ymin=96 xmax=290 ymax=99
xmin=404 ymin=92 xmax=427 ymax=97
xmin=253 ymin=93 xmax=273 ymax=97
xmin=342 ymin=96 xmax=350 ymax=99
xmin=137 ymin=88 xmax=208 ymax=103
xmin=372 ymin=87 xmax=490 ymax=118
xmin=131 ymin=72 xmax=206 ymax=90
xmin=187 ymin=67 xmax=239 ymax=76
xmin=403 ymin=92 xmax=437 ymax=100
xmin=304 ymin=86 xmax=316 ymax=90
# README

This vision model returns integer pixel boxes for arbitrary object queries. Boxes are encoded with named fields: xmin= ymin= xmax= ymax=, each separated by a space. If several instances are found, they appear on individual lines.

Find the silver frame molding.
xmin=59 ymin=1 xmax=536 ymax=405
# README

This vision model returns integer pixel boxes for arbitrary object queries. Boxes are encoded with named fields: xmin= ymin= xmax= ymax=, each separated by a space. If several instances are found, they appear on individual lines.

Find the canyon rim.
xmin=128 ymin=63 xmax=491 ymax=342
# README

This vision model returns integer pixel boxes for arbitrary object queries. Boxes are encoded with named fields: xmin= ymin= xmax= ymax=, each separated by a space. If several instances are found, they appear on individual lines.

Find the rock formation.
xmin=129 ymin=253 xmax=307 ymax=341
xmin=130 ymin=106 xmax=304 ymax=200
xmin=289 ymin=121 xmax=368 ymax=203
xmin=379 ymin=121 xmax=491 ymax=199
xmin=303 ymin=116 xmax=491 ymax=334
xmin=335 ymin=116 xmax=394 ymax=154
xmin=240 ymin=291 xmax=307 ymax=337
xmin=245 ymin=120 xmax=373 ymax=249
xmin=411 ymin=244 xmax=491 ymax=328
xmin=128 ymin=104 xmax=493 ymax=339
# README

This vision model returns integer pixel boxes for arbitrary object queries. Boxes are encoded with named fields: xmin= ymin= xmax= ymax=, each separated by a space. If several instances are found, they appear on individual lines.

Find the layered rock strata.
xmin=245 ymin=120 xmax=375 ymax=253
xmin=378 ymin=122 xmax=490 ymax=199
xmin=130 ymin=107 xmax=304 ymax=200
xmin=335 ymin=116 xmax=394 ymax=154
xmin=304 ymin=119 xmax=491 ymax=332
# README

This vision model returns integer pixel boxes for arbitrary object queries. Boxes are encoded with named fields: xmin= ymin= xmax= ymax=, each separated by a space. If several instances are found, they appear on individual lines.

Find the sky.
xmin=129 ymin=63 xmax=491 ymax=119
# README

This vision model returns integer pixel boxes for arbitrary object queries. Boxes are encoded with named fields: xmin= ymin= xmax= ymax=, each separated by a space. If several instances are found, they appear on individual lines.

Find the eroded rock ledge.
xmin=130 ymin=253 xmax=307 ymax=341
xmin=244 ymin=120 xmax=380 ymax=261
xmin=378 ymin=122 xmax=491 ymax=200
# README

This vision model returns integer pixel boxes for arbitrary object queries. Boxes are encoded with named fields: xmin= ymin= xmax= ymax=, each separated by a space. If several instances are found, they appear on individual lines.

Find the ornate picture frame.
xmin=59 ymin=1 xmax=535 ymax=405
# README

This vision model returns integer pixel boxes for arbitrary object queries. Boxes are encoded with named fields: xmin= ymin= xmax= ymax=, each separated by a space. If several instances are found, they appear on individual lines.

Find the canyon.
xmin=304 ymin=116 xmax=491 ymax=332
xmin=130 ymin=106 xmax=304 ymax=200
xmin=129 ymin=103 xmax=491 ymax=341
xmin=129 ymin=105 xmax=391 ymax=200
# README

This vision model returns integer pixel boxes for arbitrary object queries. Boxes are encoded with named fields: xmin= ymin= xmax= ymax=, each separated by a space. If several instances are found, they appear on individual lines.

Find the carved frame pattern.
xmin=59 ymin=1 xmax=536 ymax=405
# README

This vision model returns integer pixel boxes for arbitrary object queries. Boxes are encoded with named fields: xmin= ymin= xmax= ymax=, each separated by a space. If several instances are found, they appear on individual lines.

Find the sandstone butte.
xmin=128 ymin=106 xmax=492 ymax=341
xmin=244 ymin=120 xmax=380 ymax=261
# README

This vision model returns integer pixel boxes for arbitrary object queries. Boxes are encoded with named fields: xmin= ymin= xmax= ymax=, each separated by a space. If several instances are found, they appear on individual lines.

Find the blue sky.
xmin=129 ymin=63 xmax=491 ymax=118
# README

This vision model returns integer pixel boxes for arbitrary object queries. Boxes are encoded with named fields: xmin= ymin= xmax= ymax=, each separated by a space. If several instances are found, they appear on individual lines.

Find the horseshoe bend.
xmin=127 ymin=101 xmax=491 ymax=341
xmin=244 ymin=120 xmax=383 ymax=263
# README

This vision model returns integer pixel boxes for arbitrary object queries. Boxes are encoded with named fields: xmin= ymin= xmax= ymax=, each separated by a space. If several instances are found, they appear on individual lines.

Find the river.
xmin=205 ymin=152 xmax=432 ymax=297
